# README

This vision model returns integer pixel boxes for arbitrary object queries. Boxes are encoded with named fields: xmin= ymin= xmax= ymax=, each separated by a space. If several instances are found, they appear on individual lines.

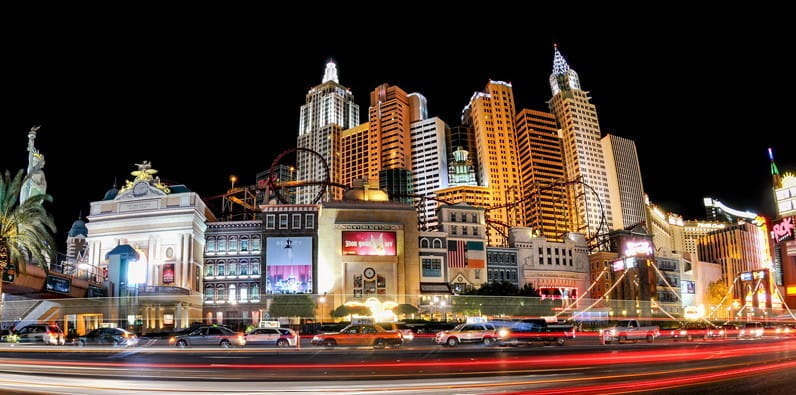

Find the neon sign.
xmin=771 ymin=217 xmax=794 ymax=242
xmin=624 ymin=240 xmax=653 ymax=257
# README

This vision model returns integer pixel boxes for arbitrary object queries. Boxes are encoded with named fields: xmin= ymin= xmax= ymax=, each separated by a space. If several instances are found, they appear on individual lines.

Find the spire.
xmin=769 ymin=147 xmax=782 ymax=188
xmin=552 ymin=44 xmax=570 ymax=76
xmin=322 ymin=60 xmax=339 ymax=83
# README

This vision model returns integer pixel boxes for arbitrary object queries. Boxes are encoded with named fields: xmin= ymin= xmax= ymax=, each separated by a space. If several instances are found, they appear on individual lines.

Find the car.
xmin=77 ymin=328 xmax=138 ymax=347
xmin=310 ymin=324 xmax=403 ymax=348
xmin=245 ymin=327 xmax=297 ymax=347
xmin=497 ymin=320 xmax=575 ymax=346
xmin=709 ymin=324 xmax=739 ymax=339
xmin=435 ymin=322 xmax=497 ymax=347
xmin=377 ymin=322 xmax=414 ymax=342
xmin=670 ymin=322 xmax=712 ymax=341
xmin=14 ymin=324 xmax=65 ymax=345
xmin=738 ymin=322 xmax=764 ymax=339
xmin=170 ymin=325 xmax=246 ymax=348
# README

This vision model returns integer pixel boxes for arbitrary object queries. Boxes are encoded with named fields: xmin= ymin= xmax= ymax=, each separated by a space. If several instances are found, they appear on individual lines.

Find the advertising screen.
xmin=266 ymin=237 xmax=312 ymax=294
xmin=740 ymin=272 xmax=753 ymax=281
xmin=342 ymin=231 xmax=396 ymax=256
xmin=162 ymin=263 xmax=175 ymax=284
xmin=683 ymin=280 xmax=696 ymax=294
xmin=45 ymin=275 xmax=71 ymax=294
xmin=621 ymin=238 xmax=653 ymax=257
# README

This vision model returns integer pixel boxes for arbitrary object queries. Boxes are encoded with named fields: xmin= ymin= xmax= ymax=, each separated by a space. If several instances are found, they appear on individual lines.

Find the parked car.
xmin=170 ymin=326 xmax=246 ymax=348
xmin=77 ymin=328 xmax=138 ymax=347
xmin=245 ymin=327 xmax=296 ymax=347
xmin=310 ymin=324 xmax=403 ymax=348
xmin=14 ymin=324 xmax=65 ymax=345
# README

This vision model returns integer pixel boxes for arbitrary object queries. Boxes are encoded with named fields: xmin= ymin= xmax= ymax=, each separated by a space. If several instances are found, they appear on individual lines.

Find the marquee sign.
xmin=342 ymin=231 xmax=396 ymax=256
xmin=771 ymin=217 xmax=794 ymax=243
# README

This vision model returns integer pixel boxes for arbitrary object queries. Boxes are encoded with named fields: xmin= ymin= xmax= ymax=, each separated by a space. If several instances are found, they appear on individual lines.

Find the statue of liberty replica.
xmin=19 ymin=125 xmax=47 ymax=204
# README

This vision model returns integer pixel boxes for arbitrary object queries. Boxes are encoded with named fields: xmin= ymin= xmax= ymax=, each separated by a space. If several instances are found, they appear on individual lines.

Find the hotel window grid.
xmin=279 ymin=214 xmax=289 ymax=229
xmin=218 ymin=237 xmax=226 ymax=252
xmin=266 ymin=215 xmax=276 ymax=229
xmin=305 ymin=214 xmax=315 ymax=229
xmin=240 ymin=237 xmax=249 ymax=252
xmin=207 ymin=238 xmax=216 ymax=252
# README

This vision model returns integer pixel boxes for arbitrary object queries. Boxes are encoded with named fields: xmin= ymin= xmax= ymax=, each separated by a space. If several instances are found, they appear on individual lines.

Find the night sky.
xmin=3 ymin=20 xmax=793 ymax=251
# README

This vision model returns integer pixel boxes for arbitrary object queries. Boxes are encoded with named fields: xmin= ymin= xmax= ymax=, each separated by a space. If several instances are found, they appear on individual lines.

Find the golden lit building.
xmin=515 ymin=109 xmax=569 ymax=241
xmin=463 ymin=80 xmax=522 ymax=246
xmin=435 ymin=185 xmax=492 ymax=210
xmin=341 ymin=122 xmax=378 ymax=187
xmin=697 ymin=222 xmax=769 ymax=297
xmin=369 ymin=83 xmax=412 ymax=171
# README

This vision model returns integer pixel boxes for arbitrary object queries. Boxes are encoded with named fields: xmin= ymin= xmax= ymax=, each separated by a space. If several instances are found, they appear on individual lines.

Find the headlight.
xmin=680 ymin=330 xmax=687 ymax=335
xmin=312 ymin=336 xmax=320 ymax=342
xmin=169 ymin=337 xmax=176 ymax=343
xmin=609 ymin=329 xmax=617 ymax=335
xmin=719 ymin=330 xmax=724 ymax=335
xmin=498 ymin=329 xmax=509 ymax=338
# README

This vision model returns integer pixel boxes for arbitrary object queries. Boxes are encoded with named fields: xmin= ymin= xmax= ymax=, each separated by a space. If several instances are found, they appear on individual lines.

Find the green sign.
xmin=2 ymin=263 xmax=16 ymax=283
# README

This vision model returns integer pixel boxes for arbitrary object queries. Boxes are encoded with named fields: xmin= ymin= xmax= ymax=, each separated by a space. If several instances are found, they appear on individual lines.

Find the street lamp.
xmin=319 ymin=292 xmax=327 ymax=324
xmin=229 ymin=175 xmax=238 ymax=190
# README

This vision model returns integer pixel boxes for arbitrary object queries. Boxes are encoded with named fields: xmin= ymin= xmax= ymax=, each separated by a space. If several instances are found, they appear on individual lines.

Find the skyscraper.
xmin=602 ymin=134 xmax=646 ymax=229
xmin=411 ymin=116 xmax=450 ymax=229
xmin=464 ymin=81 xmax=523 ymax=246
xmin=340 ymin=122 xmax=377 ymax=188
xmin=448 ymin=147 xmax=477 ymax=187
xmin=447 ymin=125 xmax=478 ymax=184
xmin=515 ymin=109 xmax=569 ymax=241
xmin=296 ymin=61 xmax=360 ymax=203
xmin=548 ymin=45 xmax=614 ymax=241
xmin=370 ymin=83 xmax=412 ymax=171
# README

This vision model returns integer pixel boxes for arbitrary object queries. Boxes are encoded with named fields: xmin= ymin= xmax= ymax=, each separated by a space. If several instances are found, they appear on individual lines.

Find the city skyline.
xmin=3 ymin=31 xmax=792 ymax=248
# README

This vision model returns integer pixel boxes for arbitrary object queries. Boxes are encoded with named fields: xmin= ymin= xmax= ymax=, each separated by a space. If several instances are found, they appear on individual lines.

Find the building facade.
xmin=369 ymin=83 xmax=412 ymax=172
xmin=515 ymin=108 xmax=569 ymax=241
xmin=486 ymin=247 xmax=519 ymax=286
xmin=341 ymin=122 xmax=377 ymax=187
xmin=438 ymin=204 xmax=488 ymax=293
xmin=698 ymin=222 xmax=770 ymax=298
xmin=548 ymin=46 xmax=615 ymax=239
xmin=447 ymin=125 xmax=478 ymax=185
xmin=602 ymin=134 xmax=646 ymax=229
xmin=510 ymin=228 xmax=590 ymax=300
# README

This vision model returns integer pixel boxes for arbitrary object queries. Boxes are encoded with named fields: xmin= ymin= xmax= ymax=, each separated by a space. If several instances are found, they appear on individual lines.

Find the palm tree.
xmin=0 ymin=170 xmax=57 ymax=315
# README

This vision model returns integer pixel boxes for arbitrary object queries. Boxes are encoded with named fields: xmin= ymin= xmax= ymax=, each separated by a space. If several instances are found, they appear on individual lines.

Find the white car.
xmin=435 ymin=323 xmax=496 ymax=347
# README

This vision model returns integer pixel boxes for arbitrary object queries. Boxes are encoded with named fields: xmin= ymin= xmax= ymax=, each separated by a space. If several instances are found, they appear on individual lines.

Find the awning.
xmin=420 ymin=283 xmax=452 ymax=294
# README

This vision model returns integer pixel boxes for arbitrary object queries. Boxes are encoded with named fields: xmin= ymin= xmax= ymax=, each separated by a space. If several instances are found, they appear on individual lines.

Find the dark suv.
xmin=15 ymin=324 xmax=65 ymax=345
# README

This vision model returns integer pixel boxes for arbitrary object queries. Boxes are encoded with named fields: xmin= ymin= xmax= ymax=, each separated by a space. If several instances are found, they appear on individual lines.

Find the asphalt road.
xmin=0 ymin=335 xmax=795 ymax=393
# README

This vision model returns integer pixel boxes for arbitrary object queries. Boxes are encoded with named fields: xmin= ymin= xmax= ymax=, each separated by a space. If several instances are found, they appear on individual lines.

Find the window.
xmin=305 ymin=214 xmax=315 ymax=229
xmin=462 ymin=227 xmax=468 ymax=235
xmin=292 ymin=214 xmax=302 ymax=229
xmin=451 ymin=212 xmax=457 ymax=222
xmin=252 ymin=236 xmax=261 ymax=251
xmin=239 ymin=260 xmax=248 ymax=276
xmin=218 ymin=237 xmax=227 ymax=252
xmin=473 ymin=227 xmax=478 ymax=236
xmin=433 ymin=238 xmax=442 ymax=248
xmin=251 ymin=283 xmax=260 ymax=300
xmin=216 ymin=284 xmax=225 ymax=301
xmin=228 ymin=261 xmax=237 ymax=277
xmin=239 ymin=284 xmax=248 ymax=302
xmin=205 ymin=285 xmax=214 ymax=301
xmin=228 ymin=284 xmax=236 ymax=302
xmin=229 ymin=237 xmax=238 ymax=252
xmin=474 ymin=269 xmax=481 ymax=279
xmin=251 ymin=259 xmax=260 ymax=275
xmin=422 ymin=258 xmax=442 ymax=277
xmin=421 ymin=238 xmax=430 ymax=248
xmin=451 ymin=226 xmax=457 ymax=235
xmin=207 ymin=238 xmax=216 ymax=252
xmin=471 ymin=214 xmax=477 ymax=223
xmin=217 ymin=261 xmax=225 ymax=276
xmin=266 ymin=215 xmax=276 ymax=229
xmin=205 ymin=264 xmax=214 ymax=277
xmin=279 ymin=214 xmax=289 ymax=229
xmin=240 ymin=237 xmax=249 ymax=252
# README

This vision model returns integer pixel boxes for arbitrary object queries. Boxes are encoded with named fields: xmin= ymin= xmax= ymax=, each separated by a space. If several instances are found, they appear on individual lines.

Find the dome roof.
xmin=103 ymin=186 xmax=119 ymax=200
xmin=68 ymin=219 xmax=88 ymax=237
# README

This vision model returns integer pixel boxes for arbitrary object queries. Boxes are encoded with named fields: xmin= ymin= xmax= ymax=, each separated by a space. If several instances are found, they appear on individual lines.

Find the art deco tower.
xmin=296 ymin=61 xmax=360 ymax=203
xmin=548 ymin=46 xmax=614 ymax=240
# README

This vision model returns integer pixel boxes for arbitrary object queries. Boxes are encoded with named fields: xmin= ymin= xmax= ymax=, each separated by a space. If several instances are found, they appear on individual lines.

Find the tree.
xmin=330 ymin=304 xmax=371 ymax=318
xmin=1 ymin=170 xmax=56 ymax=318
xmin=268 ymin=294 xmax=316 ymax=319
xmin=391 ymin=303 xmax=418 ymax=317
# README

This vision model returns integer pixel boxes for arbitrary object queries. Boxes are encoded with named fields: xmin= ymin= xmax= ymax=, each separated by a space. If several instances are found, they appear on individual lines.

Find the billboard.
xmin=342 ymin=231 xmax=396 ymax=256
xmin=682 ymin=280 xmax=695 ymax=294
xmin=162 ymin=263 xmax=175 ymax=284
xmin=45 ymin=275 xmax=71 ymax=294
xmin=612 ymin=257 xmax=637 ymax=271
xmin=266 ymin=237 xmax=312 ymax=294
xmin=2 ymin=263 xmax=16 ymax=283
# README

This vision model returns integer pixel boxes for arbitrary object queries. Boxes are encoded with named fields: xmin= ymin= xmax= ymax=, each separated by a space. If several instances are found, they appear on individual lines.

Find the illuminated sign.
xmin=682 ymin=280 xmax=695 ymax=294
xmin=162 ymin=263 xmax=175 ymax=284
xmin=771 ymin=217 xmax=795 ymax=242
xmin=2 ymin=263 xmax=16 ymax=283
xmin=753 ymin=270 xmax=767 ymax=280
xmin=342 ymin=231 xmax=397 ymax=256
xmin=740 ymin=272 xmax=753 ymax=281
xmin=696 ymin=222 xmax=726 ymax=229
xmin=612 ymin=257 xmax=637 ymax=272
xmin=163 ymin=314 xmax=174 ymax=325
xmin=787 ymin=286 xmax=796 ymax=296
xmin=266 ymin=237 xmax=313 ymax=294
xmin=623 ymin=240 xmax=653 ymax=257
xmin=45 ymin=275 xmax=71 ymax=294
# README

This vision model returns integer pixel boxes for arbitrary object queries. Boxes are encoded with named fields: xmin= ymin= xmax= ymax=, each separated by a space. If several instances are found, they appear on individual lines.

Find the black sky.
xmin=2 ymin=16 xmax=793 ymax=250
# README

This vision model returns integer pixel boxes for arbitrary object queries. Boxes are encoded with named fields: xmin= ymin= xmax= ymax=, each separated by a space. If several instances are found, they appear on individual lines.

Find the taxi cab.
xmin=310 ymin=323 xmax=403 ymax=348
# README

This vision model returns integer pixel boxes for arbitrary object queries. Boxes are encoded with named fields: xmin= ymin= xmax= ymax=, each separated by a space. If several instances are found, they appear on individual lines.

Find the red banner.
xmin=162 ymin=263 xmax=175 ymax=284
xmin=342 ymin=232 xmax=396 ymax=256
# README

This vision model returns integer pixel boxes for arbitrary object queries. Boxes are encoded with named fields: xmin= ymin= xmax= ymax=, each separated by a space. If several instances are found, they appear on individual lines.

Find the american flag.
xmin=447 ymin=240 xmax=467 ymax=268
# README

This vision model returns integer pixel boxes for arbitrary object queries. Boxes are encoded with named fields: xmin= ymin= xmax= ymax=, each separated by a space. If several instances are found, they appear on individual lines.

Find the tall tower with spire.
xmin=296 ymin=60 xmax=360 ymax=203
xmin=548 ymin=45 xmax=615 ymax=242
